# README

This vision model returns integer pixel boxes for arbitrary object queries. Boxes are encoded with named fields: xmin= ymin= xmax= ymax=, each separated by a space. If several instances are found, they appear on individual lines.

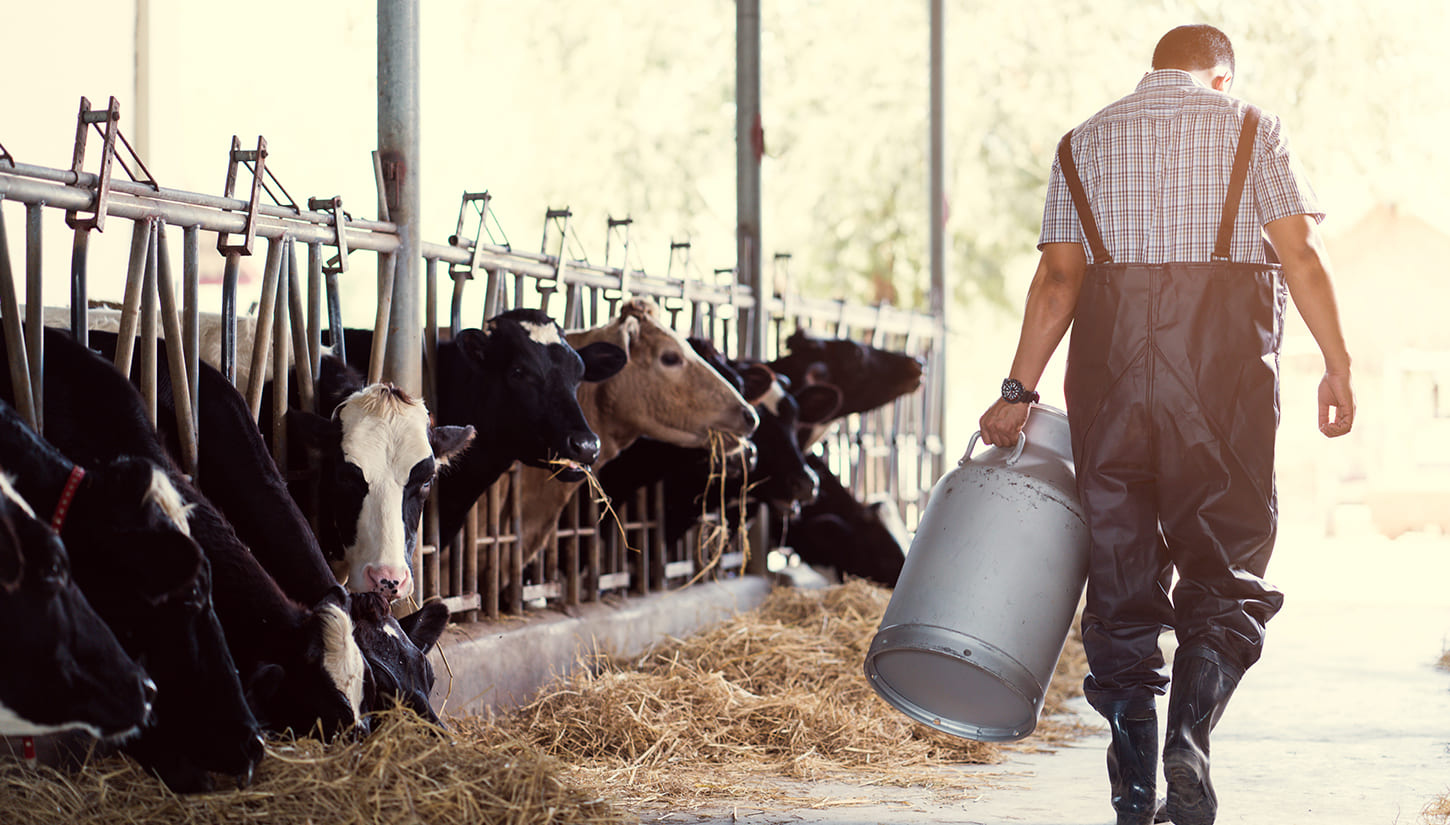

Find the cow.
xmin=766 ymin=328 xmax=925 ymax=447
xmin=0 ymin=393 xmax=262 ymax=793
xmin=87 ymin=330 xmax=454 ymax=732
xmin=332 ymin=307 xmax=627 ymax=548
xmin=509 ymin=299 xmax=760 ymax=565
xmin=598 ymin=338 xmax=843 ymax=546
xmin=0 ymin=464 xmax=155 ymax=741
xmin=347 ymin=592 xmax=449 ymax=726
xmin=271 ymin=354 xmax=475 ymax=599
xmin=774 ymin=454 xmax=908 ymax=587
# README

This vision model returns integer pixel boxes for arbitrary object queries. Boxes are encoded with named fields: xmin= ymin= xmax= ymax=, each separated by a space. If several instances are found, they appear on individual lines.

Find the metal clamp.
xmin=217 ymin=135 xmax=267 ymax=256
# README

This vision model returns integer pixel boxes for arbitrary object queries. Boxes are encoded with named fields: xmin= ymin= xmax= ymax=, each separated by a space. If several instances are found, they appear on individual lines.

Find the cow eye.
xmin=661 ymin=350 xmax=683 ymax=367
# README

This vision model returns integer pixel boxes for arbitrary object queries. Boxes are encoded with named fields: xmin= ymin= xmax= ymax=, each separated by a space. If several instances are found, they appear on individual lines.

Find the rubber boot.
xmin=1102 ymin=697 xmax=1162 ymax=825
xmin=1162 ymin=653 xmax=1240 ymax=825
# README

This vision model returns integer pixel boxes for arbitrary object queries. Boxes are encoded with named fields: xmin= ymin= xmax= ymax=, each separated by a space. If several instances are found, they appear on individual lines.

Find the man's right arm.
xmin=1264 ymin=213 xmax=1355 ymax=438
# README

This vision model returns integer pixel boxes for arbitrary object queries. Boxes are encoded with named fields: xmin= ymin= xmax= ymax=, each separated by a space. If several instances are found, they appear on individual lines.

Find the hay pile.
xmin=0 ymin=707 xmax=626 ymax=825
xmin=476 ymin=579 xmax=1092 ymax=809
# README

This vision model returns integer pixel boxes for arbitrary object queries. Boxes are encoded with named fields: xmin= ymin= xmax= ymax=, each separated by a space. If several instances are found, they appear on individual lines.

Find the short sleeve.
xmin=1037 ymin=152 xmax=1083 ymax=250
xmin=1253 ymin=113 xmax=1326 ymax=226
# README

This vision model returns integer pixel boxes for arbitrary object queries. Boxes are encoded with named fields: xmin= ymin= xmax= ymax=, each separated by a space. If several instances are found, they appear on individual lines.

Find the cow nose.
xmin=792 ymin=472 xmax=820 ymax=505
xmin=365 ymin=564 xmax=412 ymax=600
xmin=566 ymin=431 xmax=600 ymax=465
xmin=742 ymin=405 xmax=760 ymax=434
xmin=141 ymin=676 xmax=159 ymax=708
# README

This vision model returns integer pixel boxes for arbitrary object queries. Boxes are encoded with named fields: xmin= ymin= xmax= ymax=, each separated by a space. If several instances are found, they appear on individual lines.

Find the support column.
xmin=736 ymin=0 xmax=765 ymax=361
xmin=928 ymin=0 xmax=949 ymax=477
xmin=378 ymin=0 xmax=422 ymax=395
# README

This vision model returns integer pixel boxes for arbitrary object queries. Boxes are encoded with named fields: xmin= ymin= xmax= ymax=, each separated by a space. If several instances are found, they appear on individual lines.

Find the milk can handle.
xmin=960 ymin=430 xmax=1027 ymax=467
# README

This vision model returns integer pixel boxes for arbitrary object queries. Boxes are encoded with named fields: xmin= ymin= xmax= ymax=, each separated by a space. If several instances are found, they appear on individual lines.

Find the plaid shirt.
xmin=1039 ymin=70 xmax=1324 ymax=264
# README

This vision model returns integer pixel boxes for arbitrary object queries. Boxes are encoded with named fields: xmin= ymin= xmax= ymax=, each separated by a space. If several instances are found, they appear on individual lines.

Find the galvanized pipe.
xmin=285 ymin=240 xmax=315 ymax=414
xmin=24 ymin=204 xmax=44 ymax=432
xmin=113 ymin=219 xmax=152 ymax=381
xmin=182 ymin=224 xmax=200 ymax=442
xmin=139 ymin=220 xmax=159 ymax=427
xmin=154 ymin=223 xmax=199 ymax=478
xmin=378 ymin=0 xmax=422 ymax=396
xmin=928 ymin=0 xmax=949 ymax=474
xmin=69 ymin=227 xmax=90 ymax=348
xmin=736 ymin=0 xmax=765 ymax=360
xmin=245 ymin=238 xmax=285 ymax=420
xmin=0 ymin=202 xmax=37 ymax=431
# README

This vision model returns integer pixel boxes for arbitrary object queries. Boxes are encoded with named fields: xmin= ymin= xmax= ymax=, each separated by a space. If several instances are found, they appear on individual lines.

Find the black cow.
xmin=0 ymin=392 xmax=261 ymax=793
xmin=598 ymin=338 xmax=842 ymax=545
xmin=335 ymin=308 xmax=627 ymax=546
xmin=774 ymin=454 xmax=907 ymax=587
xmin=348 ymin=592 xmax=449 ymax=725
xmin=0 ymin=461 xmax=155 ymax=741
xmin=270 ymin=354 xmax=474 ymax=599
xmin=766 ymin=328 xmax=924 ymax=445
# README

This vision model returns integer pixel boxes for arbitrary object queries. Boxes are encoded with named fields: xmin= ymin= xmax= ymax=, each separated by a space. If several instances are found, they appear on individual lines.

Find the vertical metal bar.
xmin=378 ymin=0 xmax=422 ymax=396
xmin=423 ymin=256 xmax=438 ymax=410
xmin=483 ymin=489 xmax=499 ymax=620
xmin=285 ymin=241 xmax=315 ymax=414
xmin=23 ymin=204 xmax=43 ymax=431
xmin=368 ymin=251 xmax=394 ymax=386
xmin=182 ymin=225 xmax=200 ymax=444
xmin=69 ymin=228 xmax=90 ymax=348
xmin=0 ymin=202 xmax=38 ymax=432
xmin=736 ymin=0 xmax=764 ymax=360
xmin=114 ymin=219 xmax=152 ymax=381
xmin=139 ymin=220 xmax=159 ymax=428
xmin=461 ymin=503 xmax=478 ymax=623
xmin=155 ymin=223 xmax=199 ymax=478
xmin=271 ymin=250 xmax=290 ymax=470
xmin=928 ymin=0 xmax=948 ymax=488
xmin=306 ymin=242 xmax=322 ymax=384
xmin=245 ymin=238 xmax=285 ymax=420
xmin=508 ymin=467 xmax=523 ymax=614
xmin=220 ymin=253 xmax=241 ymax=384
xmin=324 ymin=266 xmax=346 ymax=366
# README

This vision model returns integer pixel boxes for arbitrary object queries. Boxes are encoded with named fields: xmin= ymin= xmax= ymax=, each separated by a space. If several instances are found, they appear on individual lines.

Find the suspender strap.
xmin=1056 ymin=131 xmax=1113 ymax=264
xmin=1213 ymin=105 xmax=1261 ymax=262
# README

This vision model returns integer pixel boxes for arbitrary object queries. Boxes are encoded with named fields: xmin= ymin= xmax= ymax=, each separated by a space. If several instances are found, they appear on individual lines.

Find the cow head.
xmin=449 ymin=309 xmax=625 ymax=483
xmin=769 ymin=328 xmax=924 ymax=420
xmin=571 ymin=299 xmax=758 ymax=458
xmin=734 ymin=365 xmax=845 ymax=515
xmin=0 ymin=471 xmax=155 ymax=741
xmin=70 ymin=458 xmax=265 ymax=792
xmin=293 ymin=384 xmax=474 ymax=600
xmin=348 ymin=592 xmax=449 ymax=725
xmin=242 ymin=586 xmax=370 ymax=741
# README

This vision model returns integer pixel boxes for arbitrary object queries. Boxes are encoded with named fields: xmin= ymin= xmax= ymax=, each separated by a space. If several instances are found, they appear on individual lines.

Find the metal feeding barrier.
xmin=0 ymin=96 xmax=944 ymax=624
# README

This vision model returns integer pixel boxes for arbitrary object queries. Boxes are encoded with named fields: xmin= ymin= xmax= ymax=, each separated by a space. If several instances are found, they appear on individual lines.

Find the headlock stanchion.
xmin=0 ymin=94 xmax=943 ymax=622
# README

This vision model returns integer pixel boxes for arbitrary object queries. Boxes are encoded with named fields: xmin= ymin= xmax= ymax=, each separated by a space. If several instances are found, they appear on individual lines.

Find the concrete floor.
xmin=655 ymin=513 xmax=1450 ymax=825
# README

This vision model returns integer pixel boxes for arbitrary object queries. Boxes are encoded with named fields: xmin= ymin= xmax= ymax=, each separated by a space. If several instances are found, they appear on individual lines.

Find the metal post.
xmin=928 ymin=0 xmax=949 ymax=480
xmin=24 ymin=204 xmax=43 ymax=433
xmin=736 ymin=0 xmax=766 ymax=361
xmin=378 ymin=0 xmax=422 ymax=396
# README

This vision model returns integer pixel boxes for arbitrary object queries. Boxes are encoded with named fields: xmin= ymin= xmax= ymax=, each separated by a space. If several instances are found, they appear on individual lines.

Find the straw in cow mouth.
xmin=679 ymin=430 xmax=752 ymax=588
xmin=546 ymin=458 xmax=637 ymax=555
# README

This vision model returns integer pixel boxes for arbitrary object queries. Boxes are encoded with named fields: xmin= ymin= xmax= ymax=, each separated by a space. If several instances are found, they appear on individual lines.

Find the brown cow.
xmin=507 ymin=298 xmax=758 ymax=565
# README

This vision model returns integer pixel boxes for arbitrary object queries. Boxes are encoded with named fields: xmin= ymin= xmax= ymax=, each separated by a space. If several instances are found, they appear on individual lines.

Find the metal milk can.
xmin=863 ymin=403 xmax=1088 ymax=742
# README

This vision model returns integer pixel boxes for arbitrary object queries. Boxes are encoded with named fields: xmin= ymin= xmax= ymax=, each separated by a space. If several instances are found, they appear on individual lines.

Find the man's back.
xmin=1038 ymin=69 xmax=1322 ymax=266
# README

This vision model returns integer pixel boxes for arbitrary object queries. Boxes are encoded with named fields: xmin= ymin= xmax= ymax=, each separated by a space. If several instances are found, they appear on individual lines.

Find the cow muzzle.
xmin=363 ymin=564 xmax=413 ymax=601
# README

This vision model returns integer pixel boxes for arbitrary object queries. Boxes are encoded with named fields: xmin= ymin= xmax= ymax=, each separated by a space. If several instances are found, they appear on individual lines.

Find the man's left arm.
xmin=977 ymin=242 xmax=1087 ymax=448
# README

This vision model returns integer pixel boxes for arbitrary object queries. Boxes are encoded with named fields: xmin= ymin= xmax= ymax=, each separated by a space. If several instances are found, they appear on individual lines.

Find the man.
xmin=977 ymin=24 xmax=1354 ymax=825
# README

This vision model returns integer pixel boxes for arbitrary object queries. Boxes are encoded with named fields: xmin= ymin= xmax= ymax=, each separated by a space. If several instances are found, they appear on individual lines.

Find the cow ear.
xmin=317 ymin=584 xmax=349 ymax=611
xmin=245 ymin=663 xmax=286 ymax=706
xmin=786 ymin=328 xmax=816 ymax=353
xmin=453 ymin=328 xmax=491 ymax=367
xmin=794 ymin=384 xmax=844 ymax=424
xmin=430 ymin=424 xmax=475 ymax=465
xmin=287 ymin=409 xmax=341 ymax=450
xmin=740 ymin=365 xmax=776 ymax=405
xmin=399 ymin=600 xmax=450 ymax=655
xmin=576 ymin=341 xmax=627 ymax=382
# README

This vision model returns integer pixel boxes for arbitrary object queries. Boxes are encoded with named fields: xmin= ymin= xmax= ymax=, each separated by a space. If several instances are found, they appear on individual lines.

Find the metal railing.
xmin=0 ymin=97 xmax=944 ymax=625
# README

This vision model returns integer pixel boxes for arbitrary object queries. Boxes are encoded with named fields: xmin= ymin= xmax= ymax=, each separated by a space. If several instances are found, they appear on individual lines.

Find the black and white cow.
xmin=90 ymin=330 xmax=450 ymax=734
xmin=0 ymin=391 xmax=262 ymax=793
xmin=276 ymin=355 xmax=474 ymax=599
xmin=335 ymin=308 xmax=627 ymax=546
xmin=347 ymin=591 xmax=449 ymax=725
xmin=0 ymin=463 xmax=155 ymax=741
xmin=774 ymin=454 xmax=907 ymax=587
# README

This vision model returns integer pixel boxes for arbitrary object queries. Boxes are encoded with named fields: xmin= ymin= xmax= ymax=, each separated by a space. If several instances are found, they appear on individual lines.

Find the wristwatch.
xmin=1001 ymin=378 xmax=1039 ymax=405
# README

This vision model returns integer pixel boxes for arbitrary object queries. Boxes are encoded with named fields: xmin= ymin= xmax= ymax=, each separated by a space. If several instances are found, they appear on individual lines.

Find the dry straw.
xmin=1 ymin=581 xmax=1090 ymax=821
xmin=476 ymin=579 xmax=1092 ymax=810
xmin=0 ymin=706 xmax=627 ymax=825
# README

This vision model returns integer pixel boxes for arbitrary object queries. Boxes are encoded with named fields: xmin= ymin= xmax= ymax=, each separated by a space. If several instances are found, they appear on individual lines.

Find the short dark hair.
xmin=1152 ymin=25 xmax=1235 ymax=75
